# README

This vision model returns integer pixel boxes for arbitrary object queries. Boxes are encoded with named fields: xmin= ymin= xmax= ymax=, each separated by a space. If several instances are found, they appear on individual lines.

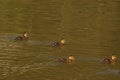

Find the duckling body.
xmin=57 ymin=55 xmax=75 ymax=64
xmin=103 ymin=58 xmax=112 ymax=64
xmin=52 ymin=42 xmax=61 ymax=46
xmin=102 ymin=54 xmax=117 ymax=64
xmin=58 ymin=57 xmax=67 ymax=63
xmin=16 ymin=36 xmax=27 ymax=40
xmin=15 ymin=32 xmax=29 ymax=40
xmin=52 ymin=38 xmax=66 ymax=46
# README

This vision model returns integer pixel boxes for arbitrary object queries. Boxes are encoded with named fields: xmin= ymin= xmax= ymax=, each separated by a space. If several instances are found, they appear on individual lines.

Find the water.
xmin=0 ymin=0 xmax=120 ymax=80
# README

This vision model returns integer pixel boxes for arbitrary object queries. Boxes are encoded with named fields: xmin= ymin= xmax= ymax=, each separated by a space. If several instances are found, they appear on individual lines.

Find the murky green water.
xmin=0 ymin=0 xmax=120 ymax=80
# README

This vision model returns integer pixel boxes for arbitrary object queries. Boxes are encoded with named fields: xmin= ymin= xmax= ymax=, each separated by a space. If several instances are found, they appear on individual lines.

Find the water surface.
xmin=0 ymin=0 xmax=120 ymax=80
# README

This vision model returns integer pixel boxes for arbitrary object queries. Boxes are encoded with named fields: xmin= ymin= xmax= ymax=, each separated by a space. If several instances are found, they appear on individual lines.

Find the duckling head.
xmin=68 ymin=55 xmax=75 ymax=60
xmin=60 ymin=38 xmax=66 ymax=44
xmin=67 ymin=55 xmax=75 ymax=63
xmin=111 ymin=54 xmax=117 ymax=60
xmin=23 ymin=32 xmax=28 ymax=38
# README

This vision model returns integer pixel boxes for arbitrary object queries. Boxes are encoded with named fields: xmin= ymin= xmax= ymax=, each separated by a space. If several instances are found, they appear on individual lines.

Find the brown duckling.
xmin=102 ymin=54 xmax=117 ymax=64
xmin=15 ymin=32 xmax=29 ymax=40
xmin=52 ymin=38 xmax=66 ymax=46
xmin=57 ymin=55 xmax=75 ymax=64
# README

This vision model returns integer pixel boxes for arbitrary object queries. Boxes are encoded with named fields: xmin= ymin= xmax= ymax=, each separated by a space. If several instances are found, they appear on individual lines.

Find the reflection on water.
xmin=0 ymin=0 xmax=120 ymax=80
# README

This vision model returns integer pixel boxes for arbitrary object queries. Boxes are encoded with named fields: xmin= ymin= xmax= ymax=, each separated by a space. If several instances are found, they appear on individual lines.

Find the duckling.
xmin=52 ymin=38 xmax=66 ymax=46
xmin=102 ymin=54 xmax=117 ymax=64
xmin=15 ymin=32 xmax=29 ymax=40
xmin=57 ymin=55 xmax=75 ymax=64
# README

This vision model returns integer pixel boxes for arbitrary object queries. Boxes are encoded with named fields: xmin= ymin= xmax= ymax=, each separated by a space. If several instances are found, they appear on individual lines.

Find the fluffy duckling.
xmin=102 ymin=54 xmax=117 ymax=64
xmin=52 ymin=38 xmax=66 ymax=46
xmin=15 ymin=32 xmax=29 ymax=40
xmin=58 ymin=55 xmax=75 ymax=64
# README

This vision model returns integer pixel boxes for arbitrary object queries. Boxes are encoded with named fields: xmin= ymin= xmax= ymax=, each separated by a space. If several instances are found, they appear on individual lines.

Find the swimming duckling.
xmin=52 ymin=38 xmax=66 ymax=46
xmin=58 ymin=55 xmax=75 ymax=64
xmin=15 ymin=32 xmax=29 ymax=40
xmin=102 ymin=54 xmax=117 ymax=64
